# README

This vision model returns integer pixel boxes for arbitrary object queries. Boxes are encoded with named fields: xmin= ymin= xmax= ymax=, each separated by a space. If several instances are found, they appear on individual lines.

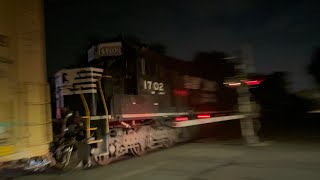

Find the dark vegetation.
xmin=253 ymin=72 xmax=318 ymax=137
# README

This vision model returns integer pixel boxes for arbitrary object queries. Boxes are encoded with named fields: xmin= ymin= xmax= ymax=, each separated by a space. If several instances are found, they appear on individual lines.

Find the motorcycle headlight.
xmin=66 ymin=112 xmax=73 ymax=118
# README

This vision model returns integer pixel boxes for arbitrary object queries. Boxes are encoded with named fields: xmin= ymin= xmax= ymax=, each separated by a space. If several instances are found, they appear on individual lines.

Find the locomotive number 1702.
xmin=143 ymin=80 xmax=164 ymax=91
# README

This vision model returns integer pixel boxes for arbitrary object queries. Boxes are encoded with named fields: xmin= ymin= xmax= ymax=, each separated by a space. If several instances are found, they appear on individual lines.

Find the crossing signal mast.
xmin=224 ymin=45 xmax=264 ymax=88
xmin=224 ymin=44 xmax=261 ymax=144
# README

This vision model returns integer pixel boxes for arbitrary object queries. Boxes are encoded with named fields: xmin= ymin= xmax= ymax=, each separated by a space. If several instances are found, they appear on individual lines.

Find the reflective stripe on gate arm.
xmin=171 ymin=114 xmax=245 ymax=127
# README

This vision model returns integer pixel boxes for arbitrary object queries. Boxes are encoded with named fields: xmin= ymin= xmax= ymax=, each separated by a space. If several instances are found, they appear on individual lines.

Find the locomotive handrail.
xmin=57 ymin=84 xmax=102 ymax=140
xmin=97 ymin=75 xmax=112 ymax=134
xmin=78 ymin=88 xmax=91 ymax=139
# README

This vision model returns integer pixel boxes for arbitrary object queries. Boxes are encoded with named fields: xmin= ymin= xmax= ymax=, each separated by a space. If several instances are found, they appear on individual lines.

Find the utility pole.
xmin=236 ymin=44 xmax=260 ymax=144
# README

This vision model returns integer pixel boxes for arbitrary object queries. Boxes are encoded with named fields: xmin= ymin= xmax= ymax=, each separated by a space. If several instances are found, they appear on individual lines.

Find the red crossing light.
xmin=244 ymin=80 xmax=262 ymax=86
xmin=175 ymin=117 xmax=189 ymax=121
xmin=197 ymin=114 xmax=211 ymax=119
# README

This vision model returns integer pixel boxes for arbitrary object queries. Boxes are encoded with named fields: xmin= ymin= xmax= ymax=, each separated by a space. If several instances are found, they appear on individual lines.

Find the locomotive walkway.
xmin=8 ymin=135 xmax=320 ymax=180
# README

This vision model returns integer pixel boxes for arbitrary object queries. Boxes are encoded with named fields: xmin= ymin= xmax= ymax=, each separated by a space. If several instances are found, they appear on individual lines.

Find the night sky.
xmin=44 ymin=0 xmax=320 ymax=91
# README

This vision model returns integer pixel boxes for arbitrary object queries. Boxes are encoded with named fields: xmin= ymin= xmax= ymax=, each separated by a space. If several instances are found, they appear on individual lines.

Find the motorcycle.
xmin=51 ymin=111 xmax=90 ymax=170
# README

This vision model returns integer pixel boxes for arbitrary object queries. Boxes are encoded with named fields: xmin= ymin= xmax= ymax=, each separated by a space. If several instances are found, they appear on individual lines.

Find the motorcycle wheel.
xmin=54 ymin=147 xmax=82 ymax=171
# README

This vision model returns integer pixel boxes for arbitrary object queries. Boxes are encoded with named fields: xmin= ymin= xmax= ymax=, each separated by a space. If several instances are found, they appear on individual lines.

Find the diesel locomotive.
xmin=52 ymin=38 xmax=243 ymax=168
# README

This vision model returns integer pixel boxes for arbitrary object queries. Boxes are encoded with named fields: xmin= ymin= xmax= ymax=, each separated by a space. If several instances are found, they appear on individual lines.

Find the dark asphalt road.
xmin=2 ymin=114 xmax=320 ymax=180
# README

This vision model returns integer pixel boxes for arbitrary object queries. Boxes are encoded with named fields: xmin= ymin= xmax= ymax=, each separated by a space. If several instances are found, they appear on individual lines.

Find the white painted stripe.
xmin=308 ymin=110 xmax=320 ymax=113
xmin=90 ymin=68 xmax=104 ymax=73
xmin=90 ymin=115 xmax=112 ymax=120
xmin=94 ymin=112 xmax=233 ymax=120
xmin=57 ymin=79 xmax=99 ymax=88
xmin=121 ymin=112 xmax=190 ymax=118
xmin=76 ymin=84 xmax=96 ymax=88
xmin=90 ymin=113 xmax=238 ymax=122
xmin=120 ymin=111 xmax=232 ymax=119
xmin=76 ymin=72 xmax=103 ymax=77
xmin=60 ymin=84 xmax=97 ymax=89
xmin=193 ymin=111 xmax=229 ymax=114
xmin=56 ymin=67 xmax=104 ymax=74
xmin=83 ymin=112 xmax=237 ymax=121
xmin=62 ymin=89 xmax=97 ymax=95
xmin=171 ymin=114 xmax=245 ymax=127
xmin=73 ymin=78 xmax=99 ymax=83
xmin=71 ymin=67 xmax=104 ymax=73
